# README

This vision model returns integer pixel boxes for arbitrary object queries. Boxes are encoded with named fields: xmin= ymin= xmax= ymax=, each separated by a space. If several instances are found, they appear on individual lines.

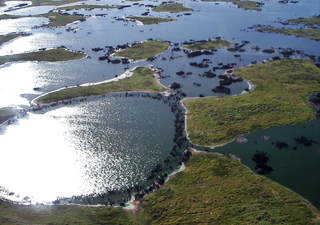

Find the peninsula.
xmin=183 ymin=59 xmax=320 ymax=146
xmin=35 ymin=67 xmax=167 ymax=104
xmin=0 ymin=48 xmax=86 ymax=66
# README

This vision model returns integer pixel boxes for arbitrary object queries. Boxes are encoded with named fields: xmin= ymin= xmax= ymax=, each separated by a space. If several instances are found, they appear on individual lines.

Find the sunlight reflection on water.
xmin=0 ymin=96 xmax=175 ymax=203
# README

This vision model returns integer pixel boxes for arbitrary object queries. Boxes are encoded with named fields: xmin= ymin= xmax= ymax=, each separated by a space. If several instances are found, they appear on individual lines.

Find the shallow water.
xmin=202 ymin=119 xmax=320 ymax=209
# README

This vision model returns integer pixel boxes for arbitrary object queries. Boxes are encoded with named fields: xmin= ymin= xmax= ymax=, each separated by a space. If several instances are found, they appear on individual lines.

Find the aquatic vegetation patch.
xmin=183 ymin=59 xmax=320 ymax=146
xmin=0 ymin=48 xmax=86 ymax=66
xmin=153 ymin=3 xmax=192 ymax=13
xmin=256 ymin=27 xmax=320 ymax=40
xmin=114 ymin=40 xmax=170 ymax=61
xmin=125 ymin=16 xmax=177 ymax=25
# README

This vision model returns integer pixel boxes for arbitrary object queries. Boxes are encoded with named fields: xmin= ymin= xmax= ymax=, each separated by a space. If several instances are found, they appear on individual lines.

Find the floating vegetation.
xmin=294 ymin=135 xmax=317 ymax=147
xmin=252 ymin=150 xmax=273 ymax=174
xmin=275 ymin=141 xmax=289 ymax=150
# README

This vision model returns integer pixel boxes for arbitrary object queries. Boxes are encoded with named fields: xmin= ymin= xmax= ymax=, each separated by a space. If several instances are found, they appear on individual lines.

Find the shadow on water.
xmin=194 ymin=118 xmax=320 ymax=210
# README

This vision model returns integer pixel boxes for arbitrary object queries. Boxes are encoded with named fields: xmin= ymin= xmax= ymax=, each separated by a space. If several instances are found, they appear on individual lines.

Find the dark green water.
xmin=196 ymin=119 xmax=320 ymax=209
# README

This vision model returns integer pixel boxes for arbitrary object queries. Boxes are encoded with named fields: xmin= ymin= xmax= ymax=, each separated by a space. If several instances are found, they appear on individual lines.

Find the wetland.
xmin=1 ymin=0 xmax=320 ymax=223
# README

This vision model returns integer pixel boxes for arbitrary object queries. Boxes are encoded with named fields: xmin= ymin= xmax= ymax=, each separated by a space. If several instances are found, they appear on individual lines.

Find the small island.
xmin=183 ymin=59 xmax=320 ymax=146
xmin=288 ymin=16 xmax=320 ymax=25
xmin=202 ymin=0 xmax=263 ymax=11
xmin=114 ymin=40 xmax=170 ymax=61
xmin=183 ymin=39 xmax=233 ymax=50
xmin=0 ymin=48 xmax=86 ymax=66
xmin=34 ymin=67 xmax=167 ymax=104
xmin=153 ymin=3 xmax=193 ymax=13
xmin=256 ymin=27 xmax=320 ymax=40
xmin=125 ymin=16 xmax=177 ymax=25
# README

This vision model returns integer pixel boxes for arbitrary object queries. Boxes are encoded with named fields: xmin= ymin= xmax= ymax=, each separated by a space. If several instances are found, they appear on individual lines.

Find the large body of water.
xmin=0 ymin=0 xmax=320 ymax=208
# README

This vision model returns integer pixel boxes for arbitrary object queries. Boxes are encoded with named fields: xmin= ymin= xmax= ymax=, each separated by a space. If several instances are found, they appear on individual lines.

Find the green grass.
xmin=35 ymin=67 xmax=167 ymax=104
xmin=0 ymin=14 xmax=28 ymax=20
xmin=56 ymin=4 xmax=116 ymax=10
xmin=39 ymin=12 xmax=87 ymax=27
xmin=0 ymin=12 xmax=88 ymax=27
xmin=0 ymin=200 xmax=132 ymax=224
xmin=153 ymin=3 xmax=192 ymax=13
xmin=114 ymin=40 xmax=170 ymax=61
xmin=289 ymin=17 xmax=320 ymax=25
xmin=136 ymin=153 xmax=319 ymax=224
xmin=0 ymin=107 xmax=20 ymax=124
xmin=0 ymin=33 xmax=22 ymax=46
xmin=202 ymin=0 xmax=262 ymax=11
xmin=234 ymin=0 xmax=262 ymax=11
xmin=0 ymin=48 xmax=86 ymax=66
xmin=0 ymin=153 xmax=318 ymax=224
xmin=125 ymin=16 xmax=177 ymax=25
xmin=183 ymin=59 xmax=320 ymax=146
xmin=256 ymin=27 xmax=320 ymax=40
xmin=183 ymin=39 xmax=233 ymax=50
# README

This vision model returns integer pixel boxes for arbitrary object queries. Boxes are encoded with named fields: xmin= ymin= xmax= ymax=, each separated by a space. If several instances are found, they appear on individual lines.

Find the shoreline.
xmin=31 ymin=65 xmax=170 ymax=106
xmin=31 ymin=68 xmax=134 ymax=106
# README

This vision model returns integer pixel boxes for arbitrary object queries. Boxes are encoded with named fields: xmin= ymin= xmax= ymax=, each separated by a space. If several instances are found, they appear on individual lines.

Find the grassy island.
xmin=0 ymin=12 xmax=87 ymax=27
xmin=153 ymin=3 xmax=192 ymax=13
xmin=183 ymin=39 xmax=233 ymax=50
xmin=0 ymin=48 xmax=86 ymax=66
xmin=183 ymin=59 xmax=320 ymax=146
xmin=0 ymin=153 xmax=318 ymax=224
xmin=288 ymin=16 xmax=320 ymax=25
xmin=114 ymin=40 xmax=170 ymax=61
xmin=56 ymin=4 xmax=116 ymax=10
xmin=39 ymin=12 xmax=87 ymax=27
xmin=256 ymin=27 xmax=320 ymax=40
xmin=35 ymin=67 xmax=167 ymax=104
xmin=202 ymin=0 xmax=262 ymax=11
xmin=125 ymin=16 xmax=177 ymax=25
xmin=0 ymin=33 xmax=23 ymax=46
